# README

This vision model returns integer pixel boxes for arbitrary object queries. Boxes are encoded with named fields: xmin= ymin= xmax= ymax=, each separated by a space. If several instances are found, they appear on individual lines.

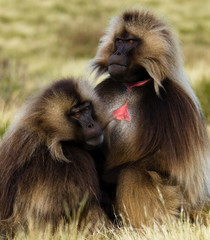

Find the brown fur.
xmin=0 ymin=78 xmax=108 ymax=235
xmin=90 ymin=9 xmax=210 ymax=226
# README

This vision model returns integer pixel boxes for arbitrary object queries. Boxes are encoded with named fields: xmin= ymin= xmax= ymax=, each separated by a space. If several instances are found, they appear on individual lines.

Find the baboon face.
xmin=42 ymin=98 xmax=103 ymax=148
xmin=33 ymin=80 xmax=104 ymax=149
xmin=108 ymin=31 xmax=150 ymax=83
xmin=67 ymin=101 xmax=104 ymax=149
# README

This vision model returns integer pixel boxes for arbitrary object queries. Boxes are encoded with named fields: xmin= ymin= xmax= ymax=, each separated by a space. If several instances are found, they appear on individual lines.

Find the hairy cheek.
xmin=108 ymin=64 xmax=127 ymax=78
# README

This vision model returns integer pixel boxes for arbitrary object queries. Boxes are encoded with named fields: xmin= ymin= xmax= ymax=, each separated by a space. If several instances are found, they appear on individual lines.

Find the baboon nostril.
xmin=116 ymin=52 xmax=121 ymax=56
xmin=88 ymin=124 xmax=94 ymax=128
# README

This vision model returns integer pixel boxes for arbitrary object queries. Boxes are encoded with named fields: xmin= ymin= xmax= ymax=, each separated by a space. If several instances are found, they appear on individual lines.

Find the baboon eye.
xmin=116 ymin=39 xmax=123 ymax=44
xmin=84 ymin=106 xmax=90 ymax=113
xmin=128 ymin=39 xmax=134 ymax=44
xmin=74 ymin=113 xmax=80 ymax=118
xmin=74 ymin=110 xmax=80 ymax=118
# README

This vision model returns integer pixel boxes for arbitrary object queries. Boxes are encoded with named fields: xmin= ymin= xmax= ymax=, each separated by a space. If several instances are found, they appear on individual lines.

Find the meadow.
xmin=0 ymin=0 xmax=209 ymax=239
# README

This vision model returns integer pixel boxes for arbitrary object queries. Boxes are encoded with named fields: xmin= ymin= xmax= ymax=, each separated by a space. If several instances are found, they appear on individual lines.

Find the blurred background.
xmin=0 ymin=0 xmax=210 ymax=137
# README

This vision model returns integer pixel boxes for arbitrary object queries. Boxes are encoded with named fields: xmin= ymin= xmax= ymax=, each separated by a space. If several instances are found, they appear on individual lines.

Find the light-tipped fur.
xmin=0 ymin=78 xmax=108 ymax=235
xmin=90 ymin=9 xmax=200 ymax=106
xmin=90 ymin=9 xmax=210 ymax=225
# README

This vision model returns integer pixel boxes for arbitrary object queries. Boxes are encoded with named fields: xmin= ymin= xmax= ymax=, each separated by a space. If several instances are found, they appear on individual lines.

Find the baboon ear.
xmin=47 ymin=140 xmax=72 ymax=163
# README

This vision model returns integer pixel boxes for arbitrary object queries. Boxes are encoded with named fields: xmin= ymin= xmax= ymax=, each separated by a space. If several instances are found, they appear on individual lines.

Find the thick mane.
xmin=141 ymin=79 xmax=210 ymax=205
xmin=122 ymin=9 xmax=166 ymax=30
xmin=90 ymin=8 xmax=202 ymax=119
xmin=0 ymin=79 xmax=80 ymax=167
xmin=0 ymin=126 xmax=43 ymax=219
xmin=0 ymin=78 xmax=107 ymax=231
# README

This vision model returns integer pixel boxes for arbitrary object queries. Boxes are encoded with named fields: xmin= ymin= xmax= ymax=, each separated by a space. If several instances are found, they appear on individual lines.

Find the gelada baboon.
xmin=0 ymin=78 xmax=108 ymax=234
xmin=90 ymin=9 xmax=210 ymax=226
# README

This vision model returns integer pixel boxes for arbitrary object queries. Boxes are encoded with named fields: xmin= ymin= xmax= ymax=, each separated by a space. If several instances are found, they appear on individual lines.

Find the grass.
xmin=2 ymin=218 xmax=210 ymax=240
xmin=0 ymin=0 xmax=209 ymax=238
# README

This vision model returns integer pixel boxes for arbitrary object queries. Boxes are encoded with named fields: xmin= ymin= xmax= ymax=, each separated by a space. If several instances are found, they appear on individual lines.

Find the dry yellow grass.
xmin=5 ymin=217 xmax=209 ymax=240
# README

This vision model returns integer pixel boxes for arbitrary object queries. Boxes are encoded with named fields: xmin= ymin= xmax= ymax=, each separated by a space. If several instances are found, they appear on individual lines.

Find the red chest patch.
xmin=113 ymin=102 xmax=130 ymax=121
xmin=112 ymin=79 xmax=151 ymax=121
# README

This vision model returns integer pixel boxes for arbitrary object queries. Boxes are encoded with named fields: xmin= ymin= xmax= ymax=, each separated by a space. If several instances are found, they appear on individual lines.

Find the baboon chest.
xmin=106 ymin=90 xmax=142 ymax=146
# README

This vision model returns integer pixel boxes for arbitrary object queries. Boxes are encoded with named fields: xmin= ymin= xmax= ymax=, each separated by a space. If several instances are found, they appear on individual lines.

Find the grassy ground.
xmin=4 ymin=218 xmax=210 ymax=240
xmin=0 ymin=0 xmax=209 ymax=239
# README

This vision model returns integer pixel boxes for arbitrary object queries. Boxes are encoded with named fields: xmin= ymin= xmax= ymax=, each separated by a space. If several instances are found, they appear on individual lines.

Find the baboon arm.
xmin=116 ymin=167 xmax=184 ymax=226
